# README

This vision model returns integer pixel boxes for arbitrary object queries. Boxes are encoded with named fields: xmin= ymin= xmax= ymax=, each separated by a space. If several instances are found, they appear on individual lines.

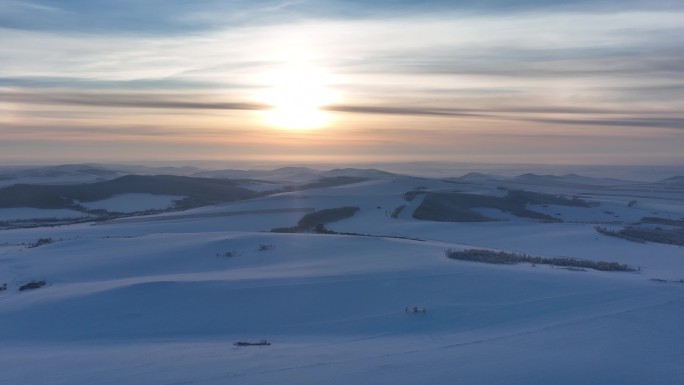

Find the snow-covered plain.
xmin=0 ymin=172 xmax=683 ymax=385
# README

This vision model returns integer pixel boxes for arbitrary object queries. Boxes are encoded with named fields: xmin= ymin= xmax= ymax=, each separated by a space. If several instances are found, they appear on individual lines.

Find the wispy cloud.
xmin=0 ymin=76 xmax=238 ymax=90
xmin=527 ymin=117 xmax=684 ymax=130
xmin=4 ymin=87 xmax=683 ymax=134
xmin=2 ymin=1 xmax=684 ymax=164
xmin=2 ymin=1 xmax=681 ymax=34
xmin=1 ymin=90 xmax=268 ymax=111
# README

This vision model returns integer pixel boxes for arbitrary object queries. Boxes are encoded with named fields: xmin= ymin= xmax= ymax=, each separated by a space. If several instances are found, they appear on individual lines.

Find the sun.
xmin=259 ymin=66 xmax=336 ymax=130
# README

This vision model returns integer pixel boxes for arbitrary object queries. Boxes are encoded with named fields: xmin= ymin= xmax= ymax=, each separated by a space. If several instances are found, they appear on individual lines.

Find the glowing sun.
xmin=260 ymin=66 xmax=336 ymax=130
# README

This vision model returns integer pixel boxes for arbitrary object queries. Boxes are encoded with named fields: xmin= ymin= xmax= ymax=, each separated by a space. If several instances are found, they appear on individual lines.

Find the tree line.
xmin=445 ymin=248 xmax=637 ymax=272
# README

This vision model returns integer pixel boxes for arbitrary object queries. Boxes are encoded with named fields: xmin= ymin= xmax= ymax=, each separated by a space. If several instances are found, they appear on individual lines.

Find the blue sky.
xmin=1 ymin=0 xmax=683 ymax=165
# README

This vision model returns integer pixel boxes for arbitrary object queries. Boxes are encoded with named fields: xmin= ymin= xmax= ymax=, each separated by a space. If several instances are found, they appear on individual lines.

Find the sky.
xmin=1 ymin=0 xmax=684 ymax=166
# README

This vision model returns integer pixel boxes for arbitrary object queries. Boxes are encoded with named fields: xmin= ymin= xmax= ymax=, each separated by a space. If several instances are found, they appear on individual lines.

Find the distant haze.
xmin=1 ymin=161 xmax=682 ymax=183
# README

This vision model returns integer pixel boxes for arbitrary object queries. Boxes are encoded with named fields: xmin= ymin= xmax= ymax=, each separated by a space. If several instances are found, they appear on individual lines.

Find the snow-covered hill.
xmin=0 ymin=164 xmax=125 ymax=187
xmin=0 ymin=169 xmax=683 ymax=384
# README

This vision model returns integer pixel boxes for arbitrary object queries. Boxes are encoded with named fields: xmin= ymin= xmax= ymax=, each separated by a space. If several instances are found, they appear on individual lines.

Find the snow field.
xmin=0 ymin=231 xmax=682 ymax=384
xmin=0 ymin=174 xmax=683 ymax=384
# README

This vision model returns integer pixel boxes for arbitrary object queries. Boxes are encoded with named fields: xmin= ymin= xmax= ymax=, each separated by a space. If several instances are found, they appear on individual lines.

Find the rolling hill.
xmin=1 ymin=168 xmax=683 ymax=384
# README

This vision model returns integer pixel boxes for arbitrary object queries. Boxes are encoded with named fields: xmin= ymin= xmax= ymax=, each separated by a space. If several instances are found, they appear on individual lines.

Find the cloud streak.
xmin=1 ymin=91 xmax=268 ymax=111
xmin=4 ymin=89 xmax=684 ymax=132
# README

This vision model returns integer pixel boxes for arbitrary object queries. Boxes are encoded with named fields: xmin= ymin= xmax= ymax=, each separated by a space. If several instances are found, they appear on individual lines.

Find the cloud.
xmin=2 ymin=1 xmax=681 ymax=34
xmin=0 ymin=122 xmax=265 ymax=140
xmin=324 ymin=105 xmax=482 ymax=117
xmin=0 ymin=0 xmax=242 ymax=33
xmin=528 ymin=117 xmax=684 ymax=130
xmin=0 ymin=76 xmax=235 ymax=90
xmin=328 ymin=104 xmax=684 ymax=130
xmin=0 ymin=90 xmax=268 ymax=111
xmin=2 ymin=2 xmax=683 ymax=164
xmin=5 ymin=89 xmax=683 ymax=131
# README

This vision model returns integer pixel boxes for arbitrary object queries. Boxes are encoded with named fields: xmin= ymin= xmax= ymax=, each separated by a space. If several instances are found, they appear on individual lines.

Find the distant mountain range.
xmin=0 ymin=164 xmax=398 ymax=187
xmin=0 ymin=175 xmax=257 ymax=210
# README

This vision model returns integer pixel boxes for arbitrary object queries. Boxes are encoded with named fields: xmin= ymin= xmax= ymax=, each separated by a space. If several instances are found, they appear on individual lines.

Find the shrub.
xmin=391 ymin=205 xmax=406 ymax=218
xmin=596 ymin=225 xmax=684 ymax=246
xmin=445 ymin=249 xmax=636 ymax=272
xmin=272 ymin=206 xmax=360 ymax=233
xmin=297 ymin=206 xmax=360 ymax=229
xmin=27 ymin=238 xmax=53 ymax=248
xmin=258 ymin=244 xmax=273 ymax=251
xmin=19 ymin=280 xmax=47 ymax=291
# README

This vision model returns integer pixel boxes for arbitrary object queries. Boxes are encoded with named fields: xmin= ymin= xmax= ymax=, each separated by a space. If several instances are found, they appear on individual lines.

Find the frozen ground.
xmin=0 ymin=171 xmax=683 ymax=384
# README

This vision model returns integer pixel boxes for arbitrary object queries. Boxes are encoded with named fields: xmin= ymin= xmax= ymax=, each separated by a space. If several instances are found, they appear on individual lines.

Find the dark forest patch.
xmin=413 ymin=190 xmax=590 ymax=223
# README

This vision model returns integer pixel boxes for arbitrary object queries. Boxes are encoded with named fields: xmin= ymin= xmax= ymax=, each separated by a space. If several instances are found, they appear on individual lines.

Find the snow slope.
xmin=0 ymin=173 xmax=683 ymax=384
